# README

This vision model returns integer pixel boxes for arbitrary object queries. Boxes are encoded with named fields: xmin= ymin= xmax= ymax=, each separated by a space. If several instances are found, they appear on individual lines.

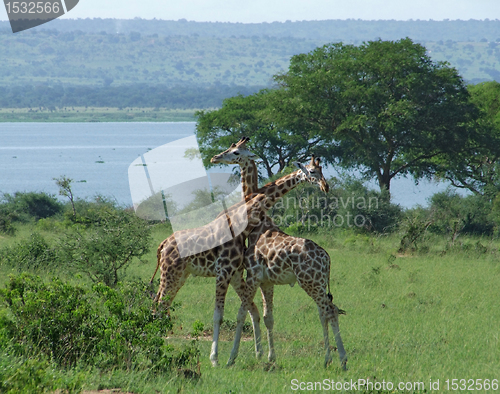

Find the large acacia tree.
xmin=276 ymin=38 xmax=480 ymax=192
xmin=197 ymin=38 xmax=480 ymax=191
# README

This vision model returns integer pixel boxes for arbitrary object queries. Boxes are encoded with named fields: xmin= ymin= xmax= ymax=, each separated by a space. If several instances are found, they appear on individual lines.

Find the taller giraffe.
xmin=152 ymin=191 xmax=269 ymax=367
xmin=211 ymin=138 xmax=347 ymax=369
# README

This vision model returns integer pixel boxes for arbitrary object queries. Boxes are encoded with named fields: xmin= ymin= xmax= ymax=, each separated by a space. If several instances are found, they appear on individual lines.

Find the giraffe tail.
xmin=149 ymin=241 xmax=163 ymax=284
xmin=326 ymin=253 xmax=346 ymax=315
xmin=327 ymin=253 xmax=333 ymax=302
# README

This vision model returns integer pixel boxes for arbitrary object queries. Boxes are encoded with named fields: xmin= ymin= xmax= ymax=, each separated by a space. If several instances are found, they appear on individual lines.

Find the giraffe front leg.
xmin=231 ymin=269 xmax=263 ymax=360
xmin=210 ymin=303 xmax=223 ymax=367
xmin=227 ymin=258 xmax=262 ymax=366
xmin=211 ymin=259 xmax=239 ymax=367
xmin=210 ymin=276 xmax=231 ymax=367
xmin=260 ymin=284 xmax=276 ymax=362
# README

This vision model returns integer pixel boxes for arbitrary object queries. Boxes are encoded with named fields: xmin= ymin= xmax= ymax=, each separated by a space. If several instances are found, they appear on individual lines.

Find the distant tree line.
xmin=2 ymin=18 xmax=499 ymax=43
xmin=0 ymin=83 xmax=263 ymax=109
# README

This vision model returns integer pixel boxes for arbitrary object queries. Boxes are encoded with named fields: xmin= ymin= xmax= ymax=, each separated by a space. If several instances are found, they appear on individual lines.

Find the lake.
xmin=0 ymin=122 xmax=456 ymax=208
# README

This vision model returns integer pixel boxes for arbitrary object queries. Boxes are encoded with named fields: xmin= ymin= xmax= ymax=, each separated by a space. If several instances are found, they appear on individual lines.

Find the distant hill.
xmin=0 ymin=19 xmax=499 ymax=109
xmin=2 ymin=18 xmax=500 ymax=42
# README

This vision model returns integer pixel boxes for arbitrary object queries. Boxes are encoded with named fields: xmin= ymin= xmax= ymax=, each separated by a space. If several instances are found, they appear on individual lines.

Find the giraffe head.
xmin=293 ymin=156 xmax=330 ymax=193
xmin=210 ymin=136 xmax=257 ymax=165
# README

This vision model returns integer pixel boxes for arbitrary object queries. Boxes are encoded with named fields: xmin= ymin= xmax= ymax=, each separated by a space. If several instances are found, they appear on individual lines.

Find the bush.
xmin=0 ymin=232 xmax=57 ymax=272
xmin=0 ymin=210 xmax=16 ymax=235
xmin=0 ymin=356 xmax=57 ymax=394
xmin=0 ymin=274 xmax=181 ymax=373
xmin=398 ymin=208 xmax=433 ymax=253
xmin=0 ymin=192 xmax=63 ymax=222
xmin=428 ymin=190 xmax=494 ymax=237
xmin=270 ymin=176 xmax=401 ymax=233
xmin=58 ymin=205 xmax=152 ymax=286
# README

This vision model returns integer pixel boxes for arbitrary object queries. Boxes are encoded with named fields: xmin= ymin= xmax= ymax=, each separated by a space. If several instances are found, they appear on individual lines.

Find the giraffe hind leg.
xmin=260 ymin=284 xmax=276 ymax=362
xmin=327 ymin=302 xmax=348 ymax=370
xmin=318 ymin=305 xmax=333 ymax=367
xmin=153 ymin=266 xmax=190 ymax=317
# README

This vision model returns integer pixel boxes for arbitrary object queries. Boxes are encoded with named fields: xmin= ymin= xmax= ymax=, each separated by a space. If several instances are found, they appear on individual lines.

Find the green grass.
xmin=1 ymin=225 xmax=499 ymax=393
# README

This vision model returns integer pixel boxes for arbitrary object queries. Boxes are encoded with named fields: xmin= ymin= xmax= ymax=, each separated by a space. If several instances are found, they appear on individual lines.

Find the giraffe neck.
xmin=259 ymin=170 xmax=306 ymax=205
xmin=240 ymin=159 xmax=259 ymax=196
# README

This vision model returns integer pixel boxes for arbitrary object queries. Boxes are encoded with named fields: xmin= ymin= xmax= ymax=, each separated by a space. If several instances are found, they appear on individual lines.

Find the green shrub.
xmin=0 ymin=232 xmax=57 ymax=272
xmin=398 ymin=208 xmax=433 ymax=253
xmin=0 ymin=274 xmax=180 ymax=373
xmin=58 ymin=205 xmax=152 ymax=287
xmin=0 ymin=210 xmax=16 ymax=235
xmin=428 ymin=190 xmax=494 ymax=237
xmin=0 ymin=356 xmax=57 ymax=394
xmin=0 ymin=192 xmax=63 ymax=222
xmin=271 ymin=176 xmax=401 ymax=233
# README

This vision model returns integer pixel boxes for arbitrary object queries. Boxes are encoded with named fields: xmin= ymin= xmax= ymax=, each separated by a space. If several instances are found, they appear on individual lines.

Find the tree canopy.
xmin=196 ymin=89 xmax=327 ymax=178
xmin=197 ymin=38 xmax=484 ymax=192
xmin=434 ymin=81 xmax=500 ymax=197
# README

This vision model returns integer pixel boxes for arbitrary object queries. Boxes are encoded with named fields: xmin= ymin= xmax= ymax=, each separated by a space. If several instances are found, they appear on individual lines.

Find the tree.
xmin=58 ymin=206 xmax=151 ymax=287
xmin=54 ymin=175 xmax=76 ymax=216
xmin=434 ymin=81 xmax=500 ymax=197
xmin=274 ymin=38 xmax=479 ymax=192
xmin=196 ymin=39 xmax=479 ymax=193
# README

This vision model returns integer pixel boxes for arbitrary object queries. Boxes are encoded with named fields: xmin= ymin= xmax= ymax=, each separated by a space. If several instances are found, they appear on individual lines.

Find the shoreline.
xmin=0 ymin=107 xmax=200 ymax=122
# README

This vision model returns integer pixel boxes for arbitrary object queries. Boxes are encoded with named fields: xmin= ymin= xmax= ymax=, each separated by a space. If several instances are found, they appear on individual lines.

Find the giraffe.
xmin=151 ymin=190 xmax=268 ymax=367
xmin=210 ymin=138 xmax=348 ymax=369
xmin=152 ymin=142 xmax=329 ymax=367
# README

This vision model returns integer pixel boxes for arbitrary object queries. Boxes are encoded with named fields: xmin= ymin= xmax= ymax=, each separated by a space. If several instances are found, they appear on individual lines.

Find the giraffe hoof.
xmin=226 ymin=359 xmax=235 ymax=367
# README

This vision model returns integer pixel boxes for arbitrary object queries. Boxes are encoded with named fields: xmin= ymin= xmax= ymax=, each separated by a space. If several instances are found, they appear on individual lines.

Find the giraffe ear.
xmin=315 ymin=157 xmax=321 ymax=166
xmin=293 ymin=161 xmax=311 ymax=178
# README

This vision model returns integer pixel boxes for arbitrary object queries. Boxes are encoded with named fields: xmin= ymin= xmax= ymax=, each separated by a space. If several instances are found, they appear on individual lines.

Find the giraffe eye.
xmin=233 ymin=152 xmax=240 ymax=155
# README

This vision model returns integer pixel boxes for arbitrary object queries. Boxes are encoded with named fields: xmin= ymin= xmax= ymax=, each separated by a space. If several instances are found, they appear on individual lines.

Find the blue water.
xmin=0 ymin=122 xmax=457 ymax=208
xmin=0 ymin=122 xmax=195 ymax=205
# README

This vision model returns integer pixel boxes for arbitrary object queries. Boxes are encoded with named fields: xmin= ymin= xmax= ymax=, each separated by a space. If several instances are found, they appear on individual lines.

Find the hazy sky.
xmin=1 ymin=0 xmax=500 ymax=23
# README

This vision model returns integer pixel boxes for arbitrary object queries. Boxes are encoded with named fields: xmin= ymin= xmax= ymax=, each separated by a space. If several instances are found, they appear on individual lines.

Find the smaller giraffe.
xmin=211 ymin=140 xmax=347 ymax=369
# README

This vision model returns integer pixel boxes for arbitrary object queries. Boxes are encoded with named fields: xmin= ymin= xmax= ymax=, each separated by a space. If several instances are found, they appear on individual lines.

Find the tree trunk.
xmin=377 ymin=169 xmax=391 ymax=194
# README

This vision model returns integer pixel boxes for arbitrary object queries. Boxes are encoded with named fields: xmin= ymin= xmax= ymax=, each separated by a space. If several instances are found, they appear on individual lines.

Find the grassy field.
xmin=1 ymin=225 xmax=499 ymax=393
xmin=0 ymin=107 xmax=198 ymax=122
